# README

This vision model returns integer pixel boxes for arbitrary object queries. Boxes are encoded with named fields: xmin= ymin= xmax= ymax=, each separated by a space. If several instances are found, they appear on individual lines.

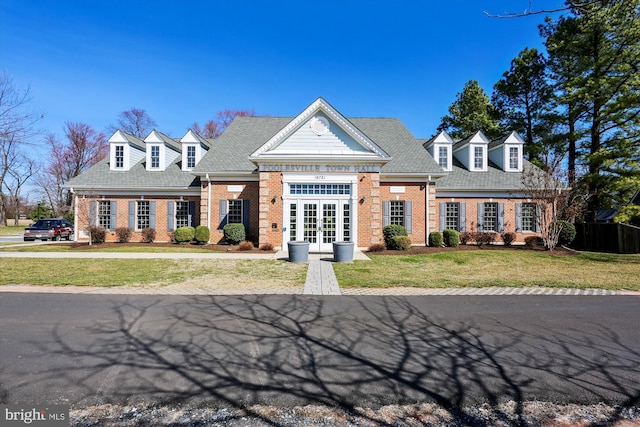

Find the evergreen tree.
xmin=437 ymin=80 xmax=503 ymax=140
xmin=492 ymin=47 xmax=555 ymax=166
xmin=548 ymin=1 xmax=640 ymax=220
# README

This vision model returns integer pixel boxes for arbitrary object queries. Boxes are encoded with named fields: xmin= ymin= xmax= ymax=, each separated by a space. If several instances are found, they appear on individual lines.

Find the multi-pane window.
xmin=289 ymin=203 xmax=297 ymax=241
xmin=509 ymin=147 xmax=519 ymax=169
xmin=445 ymin=202 xmax=460 ymax=231
xmin=175 ymin=201 xmax=190 ymax=228
xmin=137 ymin=201 xmax=150 ymax=230
xmin=483 ymin=202 xmax=498 ymax=232
xmin=187 ymin=146 xmax=196 ymax=168
xmin=227 ymin=200 xmax=243 ymax=224
xmin=98 ymin=201 xmax=111 ymax=229
xmin=150 ymin=146 xmax=160 ymax=169
xmin=390 ymin=201 xmax=405 ymax=226
xmin=521 ymin=203 xmax=536 ymax=232
xmin=115 ymin=146 xmax=124 ymax=168
xmin=438 ymin=146 xmax=448 ymax=169
xmin=289 ymin=184 xmax=351 ymax=195
xmin=343 ymin=203 xmax=351 ymax=241
xmin=474 ymin=146 xmax=484 ymax=169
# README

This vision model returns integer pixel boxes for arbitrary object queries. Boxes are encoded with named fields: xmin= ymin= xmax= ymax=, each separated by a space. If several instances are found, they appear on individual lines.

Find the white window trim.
xmin=136 ymin=200 xmax=150 ymax=230
xmin=146 ymin=144 xmax=164 ymax=171
xmin=470 ymin=144 xmax=487 ymax=172
xmin=110 ymin=144 xmax=128 ymax=170
xmin=506 ymin=145 xmax=523 ymax=172
xmin=435 ymin=143 xmax=452 ymax=172
xmin=182 ymin=144 xmax=199 ymax=171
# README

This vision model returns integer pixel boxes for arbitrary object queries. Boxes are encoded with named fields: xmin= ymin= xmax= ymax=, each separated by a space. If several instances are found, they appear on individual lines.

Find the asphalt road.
xmin=1 ymin=293 xmax=639 ymax=410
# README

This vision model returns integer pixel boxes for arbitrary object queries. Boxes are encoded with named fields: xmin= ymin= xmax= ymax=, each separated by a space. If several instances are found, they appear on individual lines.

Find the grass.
xmin=0 ymin=258 xmax=307 ymax=288
xmin=0 ymin=225 xmax=26 ymax=236
xmin=0 ymin=244 xmax=224 ymax=253
xmin=333 ymin=250 xmax=640 ymax=291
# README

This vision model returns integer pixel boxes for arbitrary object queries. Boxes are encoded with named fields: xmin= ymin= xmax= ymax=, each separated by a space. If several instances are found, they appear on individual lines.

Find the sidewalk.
xmin=0 ymin=247 xmax=636 ymax=296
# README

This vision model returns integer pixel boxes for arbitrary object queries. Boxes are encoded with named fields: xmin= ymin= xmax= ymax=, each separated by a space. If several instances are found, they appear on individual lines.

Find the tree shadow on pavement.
xmin=14 ymin=295 xmax=640 ymax=426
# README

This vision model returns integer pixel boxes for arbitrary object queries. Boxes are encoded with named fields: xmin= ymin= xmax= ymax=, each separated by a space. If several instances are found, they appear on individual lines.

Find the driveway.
xmin=1 ymin=293 xmax=639 ymax=411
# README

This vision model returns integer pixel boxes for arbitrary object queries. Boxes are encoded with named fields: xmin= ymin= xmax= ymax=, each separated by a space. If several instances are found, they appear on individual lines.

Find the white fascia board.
xmin=71 ymin=188 xmax=201 ymax=196
xmin=436 ymin=190 xmax=522 ymax=199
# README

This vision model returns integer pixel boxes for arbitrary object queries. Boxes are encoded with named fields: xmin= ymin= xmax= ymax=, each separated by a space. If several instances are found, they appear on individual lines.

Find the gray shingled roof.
xmin=436 ymin=159 xmax=538 ymax=191
xmin=64 ymin=157 xmax=200 ymax=190
xmin=192 ymin=116 xmax=443 ymax=175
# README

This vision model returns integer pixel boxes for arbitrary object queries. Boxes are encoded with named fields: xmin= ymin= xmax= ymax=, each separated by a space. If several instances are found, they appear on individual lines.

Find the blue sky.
xmin=1 ymin=1 xmax=563 ymax=142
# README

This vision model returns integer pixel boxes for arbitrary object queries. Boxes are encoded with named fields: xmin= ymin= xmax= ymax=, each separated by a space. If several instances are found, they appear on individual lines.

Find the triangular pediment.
xmin=250 ymin=97 xmax=390 ymax=160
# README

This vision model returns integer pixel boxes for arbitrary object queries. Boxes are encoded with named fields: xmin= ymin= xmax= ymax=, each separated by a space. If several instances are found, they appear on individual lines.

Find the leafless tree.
xmin=484 ymin=1 xmax=599 ymax=18
xmin=520 ymin=159 xmax=587 ymax=250
xmin=39 ymin=123 xmax=107 ymax=217
xmin=0 ymin=72 xmax=43 ymax=225
xmin=192 ymin=109 xmax=257 ymax=138
xmin=3 ymin=154 xmax=38 ymax=225
xmin=107 ymin=107 xmax=157 ymax=138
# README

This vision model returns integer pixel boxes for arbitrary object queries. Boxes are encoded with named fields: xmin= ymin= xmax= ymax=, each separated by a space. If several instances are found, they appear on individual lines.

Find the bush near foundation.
xmin=501 ymin=232 xmax=516 ymax=246
xmin=383 ymin=224 xmax=408 ymax=249
xmin=141 ymin=227 xmax=156 ymax=243
xmin=260 ymin=242 xmax=274 ymax=251
xmin=459 ymin=231 xmax=473 ymax=244
xmin=554 ymin=220 xmax=577 ymax=246
xmin=115 ymin=227 xmax=132 ymax=243
xmin=89 ymin=226 xmax=106 ymax=244
xmin=475 ymin=232 xmax=497 ymax=246
xmin=525 ymin=235 xmax=544 ymax=247
xmin=174 ymin=226 xmax=195 ymax=244
xmin=429 ymin=231 xmax=443 ymax=247
xmin=224 ymin=223 xmax=245 ymax=245
xmin=443 ymin=229 xmax=459 ymax=247
xmin=194 ymin=225 xmax=210 ymax=244
xmin=392 ymin=236 xmax=412 ymax=251
xmin=238 ymin=241 xmax=255 ymax=251
xmin=368 ymin=243 xmax=386 ymax=252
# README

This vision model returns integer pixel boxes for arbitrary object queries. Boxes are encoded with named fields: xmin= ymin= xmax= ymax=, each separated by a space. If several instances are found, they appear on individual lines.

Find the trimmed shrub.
xmin=501 ymin=232 xmax=516 ymax=246
xmin=368 ymin=243 xmax=386 ymax=252
xmin=459 ymin=231 xmax=473 ymax=245
xmin=475 ymin=232 xmax=497 ymax=246
xmin=194 ymin=225 xmax=210 ymax=244
xmin=524 ymin=235 xmax=544 ymax=248
xmin=174 ymin=226 xmax=195 ymax=244
xmin=383 ymin=224 xmax=408 ymax=249
xmin=554 ymin=220 xmax=577 ymax=246
xmin=89 ymin=226 xmax=106 ymax=244
xmin=428 ymin=231 xmax=443 ymax=247
xmin=115 ymin=227 xmax=132 ymax=243
xmin=224 ymin=223 xmax=246 ymax=245
xmin=260 ymin=242 xmax=274 ymax=251
xmin=443 ymin=229 xmax=459 ymax=247
xmin=141 ymin=227 xmax=156 ymax=243
xmin=238 ymin=241 xmax=254 ymax=251
xmin=392 ymin=235 xmax=412 ymax=251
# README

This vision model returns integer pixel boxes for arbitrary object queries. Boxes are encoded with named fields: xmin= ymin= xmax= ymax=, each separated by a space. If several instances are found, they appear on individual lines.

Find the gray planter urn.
xmin=288 ymin=240 xmax=309 ymax=263
xmin=333 ymin=241 xmax=355 ymax=263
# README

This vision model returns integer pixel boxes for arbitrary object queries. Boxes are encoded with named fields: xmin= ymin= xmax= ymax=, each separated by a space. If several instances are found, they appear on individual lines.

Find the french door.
xmin=288 ymin=199 xmax=351 ymax=252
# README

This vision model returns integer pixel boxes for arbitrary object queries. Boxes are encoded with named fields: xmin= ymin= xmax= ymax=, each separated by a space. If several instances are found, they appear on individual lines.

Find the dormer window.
xmin=473 ymin=146 xmax=483 ymax=169
xmin=438 ymin=146 xmax=449 ymax=170
xmin=150 ymin=145 xmax=160 ymax=169
xmin=509 ymin=147 xmax=519 ymax=170
xmin=114 ymin=145 xmax=124 ymax=169
xmin=187 ymin=146 xmax=196 ymax=169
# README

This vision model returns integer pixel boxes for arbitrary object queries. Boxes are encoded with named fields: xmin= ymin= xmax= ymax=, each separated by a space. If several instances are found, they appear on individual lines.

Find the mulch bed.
xmin=65 ymin=241 xmax=579 ymax=256
xmin=368 ymin=244 xmax=580 ymax=256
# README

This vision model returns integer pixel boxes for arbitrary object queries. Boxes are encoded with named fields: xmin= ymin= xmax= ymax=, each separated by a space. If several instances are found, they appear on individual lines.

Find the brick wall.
xmin=75 ymin=195 xmax=200 ymax=243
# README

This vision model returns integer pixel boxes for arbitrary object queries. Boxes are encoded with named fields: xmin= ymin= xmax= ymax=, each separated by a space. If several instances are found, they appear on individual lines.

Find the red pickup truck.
xmin=23 ymin=218 xmax=74 ymax=241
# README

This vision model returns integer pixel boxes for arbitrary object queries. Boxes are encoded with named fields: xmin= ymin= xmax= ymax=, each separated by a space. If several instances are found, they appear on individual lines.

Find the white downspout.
xmin=206 ymin=173 xmax=211 ymax=233
xmin=425 ymin=177 xmax=431 ymax=245
xmin=71 ymin=188 xmax=79 ymax=241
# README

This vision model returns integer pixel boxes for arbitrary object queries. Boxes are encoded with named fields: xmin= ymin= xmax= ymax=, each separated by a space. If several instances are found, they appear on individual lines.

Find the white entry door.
xmin=289 ymin=200 xmax=351 ymax=252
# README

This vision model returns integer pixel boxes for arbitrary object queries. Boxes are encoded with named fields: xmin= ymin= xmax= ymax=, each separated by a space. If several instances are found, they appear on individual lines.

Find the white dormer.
xmin=453 ymin=131 xmax=489 ymax=172
xmin=489 ymin=131 xmax=524 ymax=172
xmin=108 ymin=130 xmax=145 ymax=171
xmin=180 ymin=129 xmax=210 ymax=171
xmin=424 ymin=131 xmax=454 ymax=172
xmin=144 ymin=130 xmax=181 ymax=171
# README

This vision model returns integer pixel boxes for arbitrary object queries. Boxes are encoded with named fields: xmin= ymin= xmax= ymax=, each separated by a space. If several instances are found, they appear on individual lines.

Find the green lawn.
xmin=0 ymin=226 xmax=25 ymax=236
xmin=333 ymin=250 xmax=640 ymax=291
xmin=0 ymin=258 xmax=307 ymax=287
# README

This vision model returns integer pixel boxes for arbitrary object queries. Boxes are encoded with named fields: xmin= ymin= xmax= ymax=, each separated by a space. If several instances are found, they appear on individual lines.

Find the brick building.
xmin=65 ymin=98 xmax=543 ymax=249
